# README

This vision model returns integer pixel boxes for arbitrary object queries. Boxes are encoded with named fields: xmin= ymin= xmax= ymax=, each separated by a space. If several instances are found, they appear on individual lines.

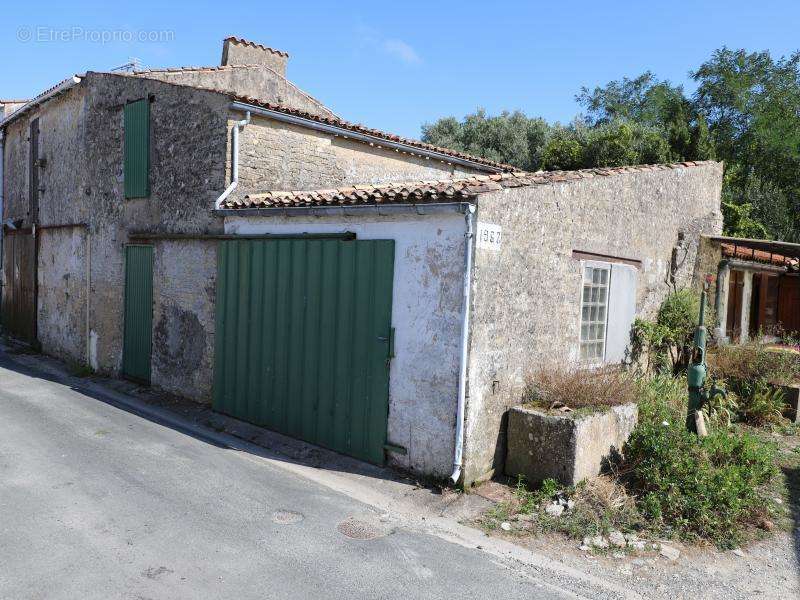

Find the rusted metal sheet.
xmin=213 ymin=238 xmax=395 ymax=464
xmin=1 ymin=231 xmax=37 ymax=343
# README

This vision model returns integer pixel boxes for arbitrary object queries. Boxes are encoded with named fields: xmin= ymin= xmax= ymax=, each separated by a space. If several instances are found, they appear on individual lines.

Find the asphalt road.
xmin=0 ymin=350 xmax=579 ymax=600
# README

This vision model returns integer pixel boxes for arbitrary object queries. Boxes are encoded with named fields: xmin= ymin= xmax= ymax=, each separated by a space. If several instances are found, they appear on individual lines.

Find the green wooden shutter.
xmin=122 ymin=245 xmax=154 ymax=383
xmin=124 ymin=99 xmax=150 ymax=198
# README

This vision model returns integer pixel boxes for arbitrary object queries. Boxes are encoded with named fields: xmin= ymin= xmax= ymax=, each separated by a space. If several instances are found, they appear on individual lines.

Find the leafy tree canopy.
xmin=421 ymin=46 xmax=800 ymax=241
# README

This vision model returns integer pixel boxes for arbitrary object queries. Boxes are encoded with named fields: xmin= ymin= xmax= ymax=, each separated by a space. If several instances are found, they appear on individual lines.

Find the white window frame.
xmin=578 ymin=261 xmax=611 ymax=364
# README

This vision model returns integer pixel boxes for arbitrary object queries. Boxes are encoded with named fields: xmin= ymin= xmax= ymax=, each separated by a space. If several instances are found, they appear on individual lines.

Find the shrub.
xmin=630 ymin=289 xmax=714 ymax=374
xmin=708 ymin=343 xmax=800 ymax=425
xmin=622 ymin=387 xmax=779 ymax=548
xmin=524 ymin=366 xmax=638 ymax=410
xmin=708 ymin=343 xmax=800 ymax=391
xmin=739 ymin=384 xmax=785 ymax=426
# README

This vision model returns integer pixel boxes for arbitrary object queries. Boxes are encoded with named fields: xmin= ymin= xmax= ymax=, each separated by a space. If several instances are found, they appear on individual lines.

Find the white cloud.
xmin=355 ymin=23 xmax=421 ymax=65
xmin=382 ymin=39 xmax=421 ymax=64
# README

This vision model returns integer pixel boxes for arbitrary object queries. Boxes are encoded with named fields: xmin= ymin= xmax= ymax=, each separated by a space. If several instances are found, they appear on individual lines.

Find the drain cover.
xmin=336 ymin=517 xmax=385 ymax=540
xmin=272 ymin=510 xmax=304 ymax=525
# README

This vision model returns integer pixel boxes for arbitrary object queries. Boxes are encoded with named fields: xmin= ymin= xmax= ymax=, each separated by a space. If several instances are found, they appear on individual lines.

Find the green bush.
xmin=708 ymin=344 xmax=799 ymax=425
xmin=630 ymin=289 xmax=714 ymax=374
xmin=623 ymin=389 xmax=778 ymax=548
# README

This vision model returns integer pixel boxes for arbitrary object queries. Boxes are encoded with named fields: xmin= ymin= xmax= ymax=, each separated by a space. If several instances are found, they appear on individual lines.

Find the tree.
xmin=421 ymin=109 xmax=546 ymax=171
xmin=540 ymin=125 xmax=584 ymax=171
xmin=692 ymin=47 xmax=800 ymax=241
xmin=583 ymin=122 xmax=638 ymax=167
xmin=420 ymin=45 xmax=800 ymax=242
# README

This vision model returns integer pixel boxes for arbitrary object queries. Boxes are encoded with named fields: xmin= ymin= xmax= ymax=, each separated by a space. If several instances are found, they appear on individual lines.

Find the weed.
xmin=525 ymin=366 xmax=638 ymax=412
xmin=68 ymin=362 xmax=94 ymax=378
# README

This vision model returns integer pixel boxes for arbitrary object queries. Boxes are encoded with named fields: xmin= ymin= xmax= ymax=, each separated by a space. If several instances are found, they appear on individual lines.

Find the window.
xmin=124 ymin=98 xmax=150 ymax=198
xmin=580 ymin=265 xmax=609 ymax=361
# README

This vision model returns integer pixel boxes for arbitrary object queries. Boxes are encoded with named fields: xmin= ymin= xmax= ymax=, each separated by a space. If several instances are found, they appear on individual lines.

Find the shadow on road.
xmin=0 ymin=343 xmax=435 ymax=495
xmin=784 ymin=462 xmax=800 ymax=584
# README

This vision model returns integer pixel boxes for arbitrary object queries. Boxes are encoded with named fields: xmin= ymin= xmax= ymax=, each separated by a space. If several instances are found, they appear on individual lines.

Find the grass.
xmin=524 ymin=366 xmax=638 ymax=413
xmin=482 ymin=369 xmax=792 ymax=550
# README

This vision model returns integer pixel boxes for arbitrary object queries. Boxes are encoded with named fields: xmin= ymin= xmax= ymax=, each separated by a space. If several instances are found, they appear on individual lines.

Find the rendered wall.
xmin=225 ymin=212 xmax=467 ymax=479
xmin=462 ymin=163 xmax=724 ymax=484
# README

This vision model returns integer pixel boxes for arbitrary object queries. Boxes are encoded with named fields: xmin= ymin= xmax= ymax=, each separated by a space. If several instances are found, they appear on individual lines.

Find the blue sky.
xmin=2 ymin=1 xmax=798 ymax=138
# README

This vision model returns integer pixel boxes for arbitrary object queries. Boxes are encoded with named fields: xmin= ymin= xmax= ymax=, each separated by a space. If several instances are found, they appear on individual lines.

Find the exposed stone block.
xmin=505 ymin=403 xmax=638 ymax=486
xmin=779 ymin=384 xmax=800 ymax=423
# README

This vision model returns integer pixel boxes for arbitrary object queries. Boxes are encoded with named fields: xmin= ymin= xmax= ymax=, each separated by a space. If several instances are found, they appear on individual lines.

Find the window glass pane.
xmin=578 ymin=265 xmax=610 ymax=362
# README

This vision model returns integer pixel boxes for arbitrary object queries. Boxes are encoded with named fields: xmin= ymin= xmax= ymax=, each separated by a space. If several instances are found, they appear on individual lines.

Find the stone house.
xmin=0 ymin=37 xmax=724 ymax=484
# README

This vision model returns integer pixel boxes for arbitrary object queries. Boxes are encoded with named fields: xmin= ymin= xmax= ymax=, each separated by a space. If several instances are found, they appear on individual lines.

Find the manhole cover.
xmin=272 ymin=510 xmax=304 ymax=525
xmin=336 ymin=517 xmax=385 ymax=540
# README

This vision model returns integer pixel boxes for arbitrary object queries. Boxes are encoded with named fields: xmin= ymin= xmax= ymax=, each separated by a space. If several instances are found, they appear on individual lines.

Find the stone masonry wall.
xmin=80 ymin=72 xmax=229 ymax=389
xmin=2 ymin=84 xmax=90 ymax=365
xmin=3 ymin=73 xmax=230 ymax=402
xmin=462 ymin=163 xmax=724 ymax=484
xmin=151 ymin=240 xmax=217 ymax=401
xmin=231 ymin=115 xmax=482 ymax=197
xmin=132 ymin=66 xmax=335 ymax=118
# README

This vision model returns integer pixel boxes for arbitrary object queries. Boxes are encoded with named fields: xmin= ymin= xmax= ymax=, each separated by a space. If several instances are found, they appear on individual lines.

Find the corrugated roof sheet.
xmin=222 ymin=161 xmax=717 ymax=210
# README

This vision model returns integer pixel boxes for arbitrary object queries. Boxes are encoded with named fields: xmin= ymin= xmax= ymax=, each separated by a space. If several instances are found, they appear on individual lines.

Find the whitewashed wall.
xmin=225 ymin=211 xmax=467 ymax=478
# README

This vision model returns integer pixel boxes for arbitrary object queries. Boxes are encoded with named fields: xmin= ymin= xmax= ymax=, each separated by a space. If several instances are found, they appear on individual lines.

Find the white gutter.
xmin=214 ymin=111 xmax=251 ymax=209
xmin=0 ymin=130 xmax=4 ymax=304
xmin=0 ymin=76 xmax=82 ymax=129
xmin=214 ymin=202 xmax=473 ymax=218
xmin=230 ymin=101 xmax=505 ymax=174
xmin=451 ymin=204 xmax=476 ymax=484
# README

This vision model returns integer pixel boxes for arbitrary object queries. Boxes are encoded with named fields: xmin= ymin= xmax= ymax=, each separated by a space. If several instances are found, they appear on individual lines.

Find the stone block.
xmin=505 ymin=403 xmax=638 ymax=486
xmin=779 ymin=384 xmax=800 ymax=423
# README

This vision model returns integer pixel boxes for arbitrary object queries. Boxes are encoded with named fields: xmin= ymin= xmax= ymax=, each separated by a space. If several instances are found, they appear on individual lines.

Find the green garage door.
xmin=213 ymin=238 xmax=395 ymax=464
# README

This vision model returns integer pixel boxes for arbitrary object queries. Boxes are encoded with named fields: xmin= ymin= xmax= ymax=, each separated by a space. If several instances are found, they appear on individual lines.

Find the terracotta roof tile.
xmin=221 ymin=161 xmax=718 ymax=210
xmin=224 ymin=36 xmax=289 ymax=58
xmin=721 ymin=243 xmax=799 ymax=269
xmin=131 ymin=65 xmax=264 ymax=74
xmin=231 ymin=95 xmax=520 ymax=172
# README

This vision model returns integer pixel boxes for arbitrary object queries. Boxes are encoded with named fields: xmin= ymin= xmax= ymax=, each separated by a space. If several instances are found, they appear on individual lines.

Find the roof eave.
xmin=0 ymin=76 xmax=82 ymax=130
xmin=230 ymin=100 xmax=505 ymax=174
xmin=213 ymin=201 xmax=474 ymax=218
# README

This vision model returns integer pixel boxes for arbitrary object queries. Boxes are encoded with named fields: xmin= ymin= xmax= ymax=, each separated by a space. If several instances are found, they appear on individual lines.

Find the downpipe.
xmin=450 ymin=204 xmax=476 ymax=484
xmin=214 ymin=111 xmax=251 ymax=209
xmin=0 ymin=131 xmax=4 ymax=306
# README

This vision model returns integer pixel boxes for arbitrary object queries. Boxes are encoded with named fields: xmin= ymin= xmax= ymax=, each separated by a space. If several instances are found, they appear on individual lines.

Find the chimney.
xmin=221 ymin=37 xmax=289 ymax=76
xmin=0 ymin=100 xmax=28 ymax=119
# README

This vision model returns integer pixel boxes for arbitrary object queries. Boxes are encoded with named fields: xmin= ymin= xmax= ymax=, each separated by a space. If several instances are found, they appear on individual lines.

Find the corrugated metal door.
xmin=0 ymin=231 xmax=37 ymax=343
xmin=122 ymin=245 xmax=154 ymax=383
xmin=213 ymin=238 xmax=395 ymax=464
